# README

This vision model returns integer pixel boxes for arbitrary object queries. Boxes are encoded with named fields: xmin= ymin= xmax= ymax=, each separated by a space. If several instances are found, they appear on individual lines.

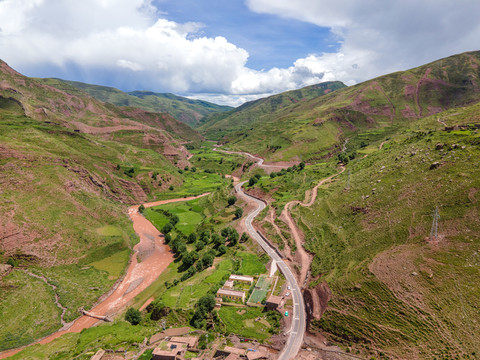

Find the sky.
xmin=0 ymin=0 xmax=479 ymax=106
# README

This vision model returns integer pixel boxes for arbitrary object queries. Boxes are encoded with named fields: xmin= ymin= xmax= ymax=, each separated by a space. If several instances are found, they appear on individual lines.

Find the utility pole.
xmin=430 ymin=206 xmax=440 ymax=241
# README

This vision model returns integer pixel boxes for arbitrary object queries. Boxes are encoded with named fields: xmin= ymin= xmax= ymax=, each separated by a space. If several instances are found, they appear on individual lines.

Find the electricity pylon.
xmin=430 ymin=206 xmax=440 ymax=241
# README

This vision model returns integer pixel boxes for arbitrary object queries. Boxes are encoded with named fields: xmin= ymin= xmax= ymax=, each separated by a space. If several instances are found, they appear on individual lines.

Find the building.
xmin=217 ymin=288 xmax=246 ymax=302
xmin=223 ymin=280 xmax=234 ymax=289
xmin=229 ymin=274 xmax=254 ymax=284
xmin=169 ymin=336 xmax=198 ymax=349
xmin=152 ymin=347 xmax=180 ymax=360
xmin=266 ymin=295 xmax=282 ymax=311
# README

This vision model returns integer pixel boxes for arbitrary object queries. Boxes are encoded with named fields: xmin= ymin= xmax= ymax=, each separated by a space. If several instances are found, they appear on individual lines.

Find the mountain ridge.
xmin=42 ymin=78 xmax=232 ymax=126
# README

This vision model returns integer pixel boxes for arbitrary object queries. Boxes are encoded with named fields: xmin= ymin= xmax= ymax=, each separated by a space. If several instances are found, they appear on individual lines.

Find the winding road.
xmin=235 ymin=181 xmax=306 ymax=360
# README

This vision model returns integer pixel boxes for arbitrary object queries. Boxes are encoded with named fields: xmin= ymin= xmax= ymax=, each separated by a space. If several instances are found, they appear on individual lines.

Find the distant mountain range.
xmin=199 ymin=50 xmax=480 ymax=162
xmin=40 ymin=79 xmax=232 ymax=126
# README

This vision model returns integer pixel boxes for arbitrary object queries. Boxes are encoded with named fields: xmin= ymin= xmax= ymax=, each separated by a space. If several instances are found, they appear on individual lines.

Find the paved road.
xmin=235 ymin=181 xmax=306 ymax=360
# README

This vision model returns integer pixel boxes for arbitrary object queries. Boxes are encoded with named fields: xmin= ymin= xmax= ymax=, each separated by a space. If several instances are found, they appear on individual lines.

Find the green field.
xmin=248 ymin=275 xmax=272 ymax=304
xmin=146 ymin=198 xmax=205 ymax=235
xmin=152 ymin=171 xmax=230 ymax=200
xmin=218 ymin=307 xmax=271 ymax=341
xmin=237 ymin=252 xmax=266 ymax=276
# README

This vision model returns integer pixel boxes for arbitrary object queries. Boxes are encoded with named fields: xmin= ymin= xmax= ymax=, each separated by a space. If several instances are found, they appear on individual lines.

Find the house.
xmin=266 ymin=295 xmax=282 ymax=311
xmin=169 ymin=336 xmax=198 ymax=349
xmin=152 ymin=347 xmax=181 ymax=360
xmin=229 ymin=274 xmax=254 ymax=284
xmin=217 ymin=288 xmax=246 ymax=302
xmin=223 ymin=280 xmax=234 ymax=289
xmin=224 ymin=346 xmax=246 ymax=356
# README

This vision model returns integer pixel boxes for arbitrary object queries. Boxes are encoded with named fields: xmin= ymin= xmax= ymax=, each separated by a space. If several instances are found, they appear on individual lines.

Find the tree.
xmin=198 ymin=294 xmax=216 ymax=313
xmin=211 ymin=233 xmax=223 ymax=248
xmin=183 ymin=252 xmax=196 ymax=268
xmin=138 ymin=204 xmax=145 ymax=213
xmin=240 ymin=232 xmax=249 ymax=243
xmin=164 ymin=233 xmax=172 ymax=244
xmin=299 ymin=161 xmax=305 ymax=170
xmin=201 ymin=253 xmax=215 ymax=268
xmin=195 ymin=240 xmax=206 ymax=251
xmin=125 ymin=307 xmax=141 ymax=325
xmin=162 ymin=222 xmax=173 ymax=234
xmin=187 ymin=232 xmax=197 ymax=244
xmin=217 ymin=244 xmax=227 ymax=255
xmin=147 ymin=300 xmax=167 ymax=321
xmin=248 ymin=177 xmax=258 ymax=186
xmin=234 ymin=207 xmax=243 ymax=219
xmin=227 ymin=196 xmax=237 ymax=206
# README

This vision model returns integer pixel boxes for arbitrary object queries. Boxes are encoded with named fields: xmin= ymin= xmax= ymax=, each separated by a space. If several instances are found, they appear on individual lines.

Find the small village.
xmin=89 ymin=268 xmax=293 ymax=360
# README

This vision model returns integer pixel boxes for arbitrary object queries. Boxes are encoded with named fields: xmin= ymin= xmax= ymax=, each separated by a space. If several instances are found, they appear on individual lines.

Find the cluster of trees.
xmin=191 ymin=294 xmax=216 ymax=328
xmin=337 ymin=151 xmax=357 ymax=165
xmin=269 ymin=162 xmax=305 ymax=178
xmin=161 ymin=226 xmax=247 ymax=285
xmin=248 ymin=173 xmax=262 ymax=186
xmin=227 ymin=196 xmax=243 ymax=219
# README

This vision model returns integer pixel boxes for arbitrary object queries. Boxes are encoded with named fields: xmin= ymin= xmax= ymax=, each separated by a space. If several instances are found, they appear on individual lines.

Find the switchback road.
xmin=235 ymin=181 xmax=306 ymax=360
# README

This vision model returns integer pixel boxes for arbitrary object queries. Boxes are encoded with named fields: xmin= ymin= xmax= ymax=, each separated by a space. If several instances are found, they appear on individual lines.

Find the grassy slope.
xmin=199 ymin=51 xmax=480 ymax=162
xmin=0 ymin=60 xmax=204 ymax=349
xmin=48 ymin=79 xmax=232 ymax=126
xmin=291 ymin=104 xmax=480 ymax=358
xmin=0 ymin=111 xmax=186 ymax=345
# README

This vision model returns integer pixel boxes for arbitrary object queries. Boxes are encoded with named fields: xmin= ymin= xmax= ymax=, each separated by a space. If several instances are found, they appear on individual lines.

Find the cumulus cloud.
xmin=0 ymin=0 xmax=479 ymax=106
xmin=246 ymin=0 xmax=480 ymax=84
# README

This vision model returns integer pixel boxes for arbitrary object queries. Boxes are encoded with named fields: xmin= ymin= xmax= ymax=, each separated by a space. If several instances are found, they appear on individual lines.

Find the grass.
xmin=151 ymin=171 xmax=229 ymax=200
xmin=31 ymin=264 xmax=113 ymax=322
xmin=237 ymin=252 xmax=266 ymax=276
xmin=290 ymin=105 xmax=480 ymax=358
xmin=0 ymin=271 xmax=61 ymax=351
xmin=218 ymin=307 xmax=271 ymax=341
xmin=8 ymin=321 xmax=158 ymax=360
xmin=89 ymin=249 xmax=131 ymax=279
xmin=146 ymin=198 xmax=205 ymax=236
xmin=161 ymin=259 xmax=233 ymax=309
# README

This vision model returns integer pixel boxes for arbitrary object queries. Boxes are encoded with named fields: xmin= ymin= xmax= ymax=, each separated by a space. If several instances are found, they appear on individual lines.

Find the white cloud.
xmin=246 ymin=0 xmax=480 ymax=85
xmin=0 ymin=0 xmax=479 ymax=106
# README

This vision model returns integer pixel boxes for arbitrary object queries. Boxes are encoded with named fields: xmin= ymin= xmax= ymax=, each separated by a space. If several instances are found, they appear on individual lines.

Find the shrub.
xmin=234 ymin=207 xmax=243 ymax=219
xmin=125 ymin=308 xmax=141 ymax=325
xmin=138 ymin=204 xmax=145 ymax=213
xmin=227 ymin=196 xmax=237 ymax=206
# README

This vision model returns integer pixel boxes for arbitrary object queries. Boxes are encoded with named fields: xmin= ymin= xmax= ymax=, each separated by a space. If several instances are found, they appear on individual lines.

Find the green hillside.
xmin=200 ymin=51 xmax=480 ymax=163
xmin=43 ymin=79 xmax=232 ymax=126
xmin=0 ymin=60 xmax=207 ymax=350
xmin=293 ymin=103 xmax=480 ymax=358
xmin=198 ymin=81 xmax=346 ymax=140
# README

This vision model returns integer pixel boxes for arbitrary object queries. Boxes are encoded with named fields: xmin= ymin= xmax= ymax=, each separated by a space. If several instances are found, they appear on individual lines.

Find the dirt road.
xmin=281 ymin=167 xmax=345 ymax=286
xmin=0 ymin=193 xmax=209 ymax=359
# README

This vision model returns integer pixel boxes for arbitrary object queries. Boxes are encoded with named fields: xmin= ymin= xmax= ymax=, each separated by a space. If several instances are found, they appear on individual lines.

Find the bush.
xmin=138 ymin=204 xmax=145 ymax=213
xmin=227 ymin=196 xmax=237 ymax=206
xmin=147 ymin=300 xmax=167 ymax=321
xmin=162 ymin=223 xmax=173 ymax=234
xmin=125 ymin=308 xmax=141 ymax=325
xmin=169 ymin=185 xmax=174 ymax=191
xmin=234 ymin=207 xmax=243 ymax=219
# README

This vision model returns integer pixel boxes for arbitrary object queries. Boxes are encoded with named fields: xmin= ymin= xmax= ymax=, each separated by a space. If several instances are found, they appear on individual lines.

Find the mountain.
xmin=198 ymin=80 xmax=346 ymax=139
xmin=41 ymin=79 xmax=232 ymax=126
xmin=200 ymin=51 xmax=480 ymax=162
xmin=0 ymin=59 xmax=201 ymax=348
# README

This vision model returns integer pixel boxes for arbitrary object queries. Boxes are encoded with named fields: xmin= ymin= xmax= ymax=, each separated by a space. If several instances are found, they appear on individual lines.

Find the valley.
xmin=1 ymin=50 xmax=480 ymax=360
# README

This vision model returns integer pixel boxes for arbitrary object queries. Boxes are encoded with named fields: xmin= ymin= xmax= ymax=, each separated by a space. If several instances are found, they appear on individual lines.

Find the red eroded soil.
xmin=0 ymin=193 xmax=209 ymax=359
